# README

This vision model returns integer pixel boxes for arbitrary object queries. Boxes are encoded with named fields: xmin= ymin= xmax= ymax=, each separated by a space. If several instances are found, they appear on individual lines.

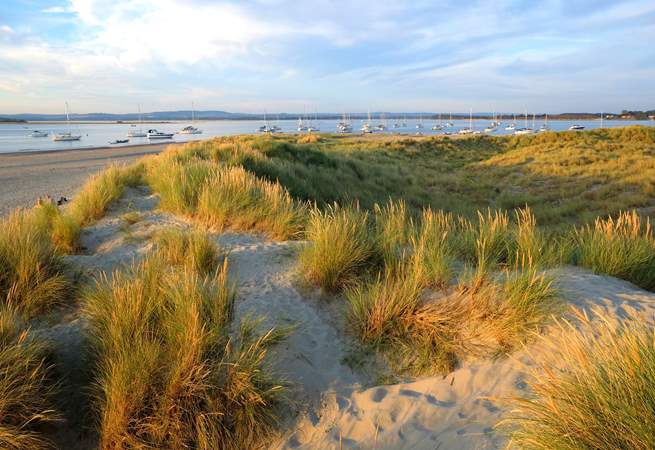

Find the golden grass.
xmin=83 ymin=253 xmax=287 ymax=449
xmin=504 ymin=310 xmax=655 ymax=449
xmin=299 ymin=204 xmax=376 ymax=291
xmin=68 ymin=163 xmax=144 ymax=227
xmin=0 ymin=209 xmax=72 ymax=318
xmin=0 ymin=306 xmax=60 ymax=449
xmin=574 ymin=210 xmax=655 ymax=290
xmin=153 ymin=227 xmax=222 ymax=275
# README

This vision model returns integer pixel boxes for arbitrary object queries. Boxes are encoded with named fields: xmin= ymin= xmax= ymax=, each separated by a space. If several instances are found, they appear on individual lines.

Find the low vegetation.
xmin=0 ymin=306 xmax=59 ymax=449
xmin=574 ymin=210 xmax=655 ymax=290
xmin=83 ymin=251 xmax=287 ymax=449
xmin=505 ymin=310 xmax=655 ymax=449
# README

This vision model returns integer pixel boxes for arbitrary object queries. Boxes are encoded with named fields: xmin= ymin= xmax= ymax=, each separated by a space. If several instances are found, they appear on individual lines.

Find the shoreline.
xmin=0 ymin=143 xmax=178 ymax=217
xmin=0 ymin=141 xmax=182 ymax=158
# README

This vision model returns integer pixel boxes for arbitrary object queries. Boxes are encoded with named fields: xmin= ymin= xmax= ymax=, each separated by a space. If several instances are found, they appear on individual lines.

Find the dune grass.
xmin=153 ymin=227 xmax=222 ymax=275
xmin=83 ymin=253 xmax=287 ymax=449
xmin=146 ymin=151 xmax=306 ymax=239
xmin=0 ymin=306 xmax=60 ymax=449
xmin=67 ymin=163 xmax=144 ymax=227
xmin=0 ymin=209 xmax=72 ymax=318
xmin=299 ymin=204 xmax=377 ymax=292
xmin=574 ymin=210 xmax=655 ymax=290
xmin=505 ymin=310 xmax=655 ymax=449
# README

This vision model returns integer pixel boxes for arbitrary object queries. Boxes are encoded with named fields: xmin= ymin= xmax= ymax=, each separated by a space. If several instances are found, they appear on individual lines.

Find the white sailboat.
xmin=179 ymin=102 xmax=202 ymax=134
xmin=539 ymin=114 xmax=549 ymax=132
xmin=514 ymin=110 xmax=533 ymax=135
xmin=505 ymin=113 xmax=517 ymax=130
xmin=52 ymin=102 xmax=82 ymax=141
xmin=361 ymin=110 xmax=373 ymax=133
xmin=458 ymin=108 xmax=474 ymax=135
xmin=31 ymin=130 xmax=49 ymax=137
xmin=127 ymin=104 xmax=146 ymax=137
xmin=432 ymin=112 xmax=443 ymax=130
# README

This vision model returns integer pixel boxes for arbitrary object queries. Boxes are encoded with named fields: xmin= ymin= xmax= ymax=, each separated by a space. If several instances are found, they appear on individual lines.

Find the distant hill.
xmin=0 ymin=117 xmax=26 ymax=123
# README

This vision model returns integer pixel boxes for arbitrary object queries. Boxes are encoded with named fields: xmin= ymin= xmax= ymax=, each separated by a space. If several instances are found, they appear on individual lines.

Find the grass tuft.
xmin=83 ymin=252 xmax=286 ymax=449
xmin=299 ymin=204 xmax=375 ymax=291
xmin=154 ymin=227 xmax=222 ymax=275
xmin=574 ymin=210 xmax=655 ymax=290
xmin=504 ymin=310 xmax=655 ymax=449
xmin=0 ymin=305 xmax=60 ymax=449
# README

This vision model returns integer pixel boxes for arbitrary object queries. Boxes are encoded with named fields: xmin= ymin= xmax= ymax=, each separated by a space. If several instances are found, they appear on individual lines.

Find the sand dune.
xmin=35 ymin=185 xmax=655 ymax=449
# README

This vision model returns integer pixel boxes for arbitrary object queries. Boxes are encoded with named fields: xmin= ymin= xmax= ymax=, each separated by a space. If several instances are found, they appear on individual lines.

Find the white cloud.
xmin=41 ymin=6 xmax=74 ymax=13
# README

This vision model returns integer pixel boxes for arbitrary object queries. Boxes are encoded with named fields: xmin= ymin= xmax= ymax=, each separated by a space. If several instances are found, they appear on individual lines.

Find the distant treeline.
xmin=0 ymin=117 xmax=26 ymax=123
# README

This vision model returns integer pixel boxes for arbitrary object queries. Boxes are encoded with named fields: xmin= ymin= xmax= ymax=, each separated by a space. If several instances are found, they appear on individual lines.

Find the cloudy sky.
xmin=1 ymin=0 xmax=654 ymax=114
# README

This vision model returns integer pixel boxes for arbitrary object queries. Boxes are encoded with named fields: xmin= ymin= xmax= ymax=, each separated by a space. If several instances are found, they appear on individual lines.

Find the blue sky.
xmin=0 ymin=0 xmax=654 ymax=114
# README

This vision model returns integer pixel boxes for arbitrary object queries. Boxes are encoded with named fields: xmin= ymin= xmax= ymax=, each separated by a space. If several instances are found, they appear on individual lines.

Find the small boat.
xmin=569 ymin=124 xmax=585 ymax=130
xmin=514 ymin=110 xmax=533 ymax=135
xmin=432 ymin=112 xmax=444 ymax=130
xmin=128 ymin=104 xmax=147 ymax=137
xmin=179 ymin=102 xmax=203 ymax=134
xmin=505 ymin=113 xmax=517 ymax=130
xmin=31 ymin=130 xmax=49 ymax=137
xmin=539 ymin=114 xmax=549 ymax=132
xmin=484 ymin=126 xmax=496 ymax=133
xmin=146 ymin=129 xmax=174 ymax=139
xmin=109 ymin=139 xmax=129 ymax=144
xmin=179 ymin=125 xmax=202 ymax=135
xmin=52 ymin=102 xmax=82 ymax=141
xmin=458 ymin=108 xmax=475 ymax=135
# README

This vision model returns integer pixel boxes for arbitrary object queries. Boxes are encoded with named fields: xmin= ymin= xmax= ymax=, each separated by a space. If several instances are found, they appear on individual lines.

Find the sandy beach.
xmin=0 ymin=143 xmax=177 ymax=217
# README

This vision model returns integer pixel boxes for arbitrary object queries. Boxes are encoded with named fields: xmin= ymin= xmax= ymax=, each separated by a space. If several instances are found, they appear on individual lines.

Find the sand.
xmin=34 ymin=183 xmax=655 ymax=449
xmin=0 ymin=143 xmax=178 ymax=217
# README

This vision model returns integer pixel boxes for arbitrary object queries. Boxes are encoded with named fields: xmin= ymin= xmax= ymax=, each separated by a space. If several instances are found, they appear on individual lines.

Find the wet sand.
xmin=0 ymin=143 xmax=179 ymax=217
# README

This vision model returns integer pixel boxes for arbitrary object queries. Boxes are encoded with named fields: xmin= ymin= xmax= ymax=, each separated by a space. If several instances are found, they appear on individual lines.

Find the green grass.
xmin=299 ymin=204 xmax=377 ymax=291
xmin=0 ymin=306 xmax=60 ymax=449
xmin=504 ymin=310 xmax=655 ymax=449
xmin=574 ymin=210 xmax=655 ymax=290
xmin=83 ymin=253 xmax=287 ymax=449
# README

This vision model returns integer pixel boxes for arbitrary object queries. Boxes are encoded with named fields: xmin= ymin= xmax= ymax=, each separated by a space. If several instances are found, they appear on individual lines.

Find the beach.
xmin=0 ymin=143 xmax=176 ymax=217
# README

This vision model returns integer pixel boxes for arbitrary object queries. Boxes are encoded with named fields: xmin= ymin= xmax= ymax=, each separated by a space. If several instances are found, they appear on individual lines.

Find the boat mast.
xmin=65 ymin=101 xmax=71 ymax=134
xmin=469 ymin=108 xmax=472 ymax=130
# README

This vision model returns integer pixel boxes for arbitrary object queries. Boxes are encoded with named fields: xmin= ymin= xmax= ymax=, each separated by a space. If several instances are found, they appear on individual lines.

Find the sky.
xmin=0 ymin=0 xmax=654 ymax=114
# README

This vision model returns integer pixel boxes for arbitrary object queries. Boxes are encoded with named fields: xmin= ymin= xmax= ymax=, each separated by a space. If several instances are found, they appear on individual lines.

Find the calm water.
xmin=1 ymin=119 xmax=653 ymax=154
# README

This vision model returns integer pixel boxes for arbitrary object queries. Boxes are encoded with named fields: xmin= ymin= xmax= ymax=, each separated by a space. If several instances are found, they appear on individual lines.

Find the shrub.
xmin=374 ymin=199 xmax=413 ymax=268
xmin=299 ymin=204 xmax=375 ymax=291
xmin=504 ymin=310 xmax=655 ymax=449
xmin=461 ymin=209 xmax=513 ymax=275
xmin=574 ymin=211 xmax=655 ymax=290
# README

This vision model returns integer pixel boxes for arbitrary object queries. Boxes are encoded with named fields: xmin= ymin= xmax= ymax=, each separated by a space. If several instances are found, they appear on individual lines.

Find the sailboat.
xmin=514 ymin=110 xmax=533 ymax=135
xmin=179 ymin=102 xmax=202 ymax=134
xmin=127 ymin=104 xmax=147 ymax=137
xmin=539 ymin=114 xmax=549 ymax=132
xmin=52 ymin=102 xmax=82 ymax=141
xmin=361 ymin=110 xmax=373 ymax=133
xmin=445 ymin=113 xmax=454 ymax=128
xmin=505 ymin=114 xmax=517 ymax=131
xmin=458 ymin=108 xmax=474 ymax=135
xmin=416 ymin=113 xmax=424 ymax=129
xmin=432 ymin=112 xmax=443 ymax=130
xmin=308 ymin=110 xmax=320 ymax=132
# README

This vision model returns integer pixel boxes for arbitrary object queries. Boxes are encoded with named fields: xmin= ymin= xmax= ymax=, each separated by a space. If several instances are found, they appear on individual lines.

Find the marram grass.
xmin=504 ymin=310 xmax=655 ymax=450
xmin=83 ymin=254 xmax=287 ymax=449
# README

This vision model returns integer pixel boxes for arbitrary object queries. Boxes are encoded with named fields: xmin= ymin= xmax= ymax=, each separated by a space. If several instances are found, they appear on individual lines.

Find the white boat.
xmin=445 ymin=112 xmax=454 ymax=128
xmin=52 ymin=102 xmax=82 ymax=141
xmin=505 ymin=113 xmax=517 ymax=130
xmin=539 ymin=114 xmax=549 ymax=132
xmin=31 ymin=130 xmax=49 ymax=137
xmin=432 ymin=112 xmax=443 ymax=130
xmin=361 ymin=111 xmax=373 ymax=133
xmin=179 ymin=102 xmax=202 ymax=134
xmin=416 ymin=113 xmax=424 ymax=129
xmin=458 ymin=108 xmax=474 ymax=135
xmin=127 ymin=104 xmax=147 ymax=137
xmin=337 ymin=113 xmax=352 ymax=133
xmin=484 ymin=126 xmax=496 ymax=133
xmin=147 ymin=129 xmax=174 ymax=139
xmin=297 ymin=117 xmax=308 ymax=132
xmin=569 ymin=124 xmax=585 ymax=130
xmin=514 ymin=110 xmax=533 ymax=135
